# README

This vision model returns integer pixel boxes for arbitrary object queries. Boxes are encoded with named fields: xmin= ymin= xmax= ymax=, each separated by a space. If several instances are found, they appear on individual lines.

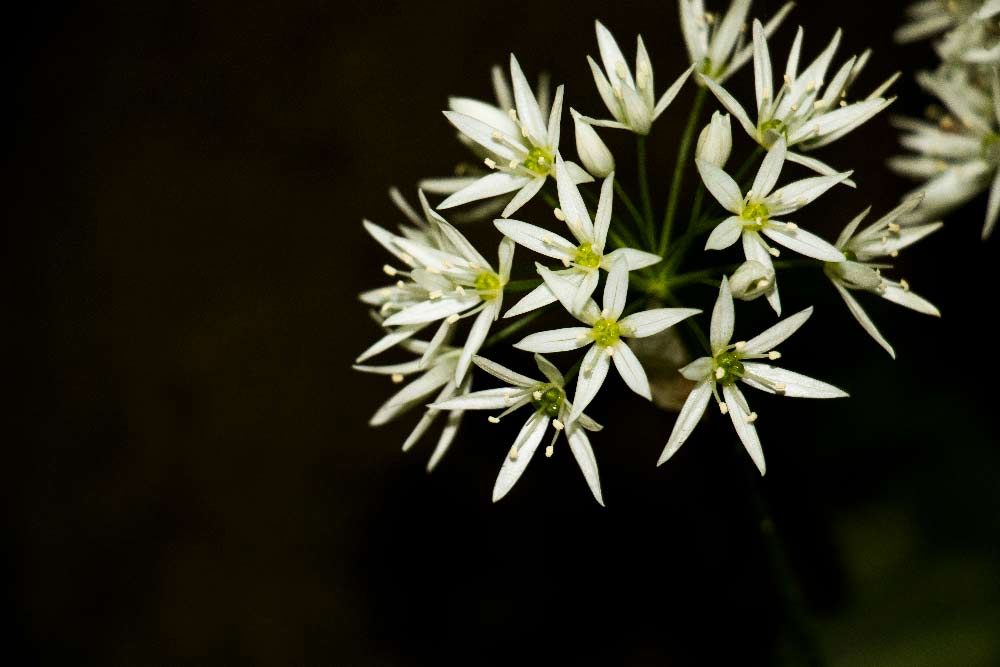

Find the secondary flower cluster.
xmin=893 ymin=0 xmax=1000 ymax=238
xmin=356 ymin=1 xmax=942 ymax=505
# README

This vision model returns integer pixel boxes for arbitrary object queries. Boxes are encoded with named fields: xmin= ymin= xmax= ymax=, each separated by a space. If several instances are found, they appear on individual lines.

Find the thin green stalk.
xmin=505 ymin=278 xmax=543 ymax=293
xmin=659 ymin=86 xmax=708 ymax=256
xmin=581 ymin=185 xmax=643 ymax=249
xmin=636 ymin=135 xmax=656 ymax=247
xmin=613 ymin=180 xmax=646 ymax=235
xmin=734 ymin=145 xmax=766 ymax=186
xmin=483 ymin=309 xmax=544 ymax=349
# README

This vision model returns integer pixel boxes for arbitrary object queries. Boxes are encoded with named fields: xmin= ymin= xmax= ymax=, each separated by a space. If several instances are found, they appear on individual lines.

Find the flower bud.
xmin=696 ymin=111 xmax=732 ymax=168
xmin=572 ymin=109 xmax=615 ymax=178
xmin=730 ymin=260 xmax=774 ymax=301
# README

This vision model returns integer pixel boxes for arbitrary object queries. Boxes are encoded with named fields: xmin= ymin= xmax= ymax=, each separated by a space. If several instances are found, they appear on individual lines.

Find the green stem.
xmin=483 ymin=309 xmax=545 ymax=349
xmin=613 ymin=180 xmax=646 ymax=238
xmin=659 ymin=86 xmax=708 ymax=256
xmin=636 ymin=135 xmax=655 ymax=247
xmin=505 ymin=278 xmax=543 ymax=293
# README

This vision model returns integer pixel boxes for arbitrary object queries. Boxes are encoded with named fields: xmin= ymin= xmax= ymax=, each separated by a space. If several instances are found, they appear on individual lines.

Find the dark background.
xmin=8 ymin=1 xmax=998 ymax=664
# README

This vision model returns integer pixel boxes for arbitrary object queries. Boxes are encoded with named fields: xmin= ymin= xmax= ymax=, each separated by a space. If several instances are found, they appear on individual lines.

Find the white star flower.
xmin=514 ymin=259 xmax=701 ymax=422
xmin=496 ymin=156 xmax=662 ymax=317
xmin=890 ymin=68 xmax=1000 ymax=239
xmin=895 ymin=0 xmax=1000 ymax=53
xmin=696 ymin=136 xmax=849 ymax=314
xmin=361 ymin=211 xmax=514 ymax=384
xmin=355 ymin=342 xmax=472 ymax=472
xmin=658 ymin=277 xmax=848 ymax=474
xmin=583 ymin=20 xmax=693 ymax=135
xmin=824 ymin=193 xmax=942 ymax=358
xmin=701 ymin=20 xmax=897 ymax=178
xmin=431 ymin=354 xmax=606 ymax=505
xmin=679 ymin=0 xmax=794 ymax=83
xmin=437 ymin=54 xmax=592 ymax=218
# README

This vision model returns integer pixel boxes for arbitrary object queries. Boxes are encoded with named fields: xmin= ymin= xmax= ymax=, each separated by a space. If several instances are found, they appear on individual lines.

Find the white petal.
xmin=761 ymin=223 xmax=844 ymax=262
xmin=723 ymin=384 xmax=766 ymax=475
xmin=572 ymin=269 xmax=601 ymax=315
xmin=696 ymin=159 xmax=744 ymax=213
xmin=503 ymin=271 xmax=586 ymax=318
xmin=539 ymin=265 xmax=598 ymax=322
xmin=619 ymin=307 xmax=701 ymax=338
xmin=547 ymin=85 xmax=565 ymax=148
xmin=427 ymin=406 xmax=465 ymax=472
xmin=500 ymin=177 xmax=547 ymax=218
xmin=880 ymin=284 xmax=940 ymax=316
xmin=515 ymin=327 xmax=593 ymax=353
xmin=742 ymin=362 xmax=848 ymax=399
xmin=786 ymin=151 xmax=856 ymax=187
xmin=435 ymin=217 xmax=491 ymax=268
xmin=984 ymin=169 xmax=1000 ymax=239
xmin=370 ymin=363 xmax=453 ymax=426
xmin=494 ymin=219 xmax=576 ymax=261
xmin=831 ymin=281 xmax=894 ymax=358
xmin=455 ymin=305 xmax=497 ymax=384
xmin=601 ymin=247 xmax=662 ymax=270
xmin=613 ymin=342 xmax=651 ymax=400
xmin=699 ymin=74 xmax=757 ymax=139
xmin=752 ymin=20 xmax=774 ymax=117
xmin=680 ymin=357 xmax=713 ymax=381
xmin=766 ymin=173 xmax=852 ymax=216
xmin=790 ymin=99 xmax=894 ymax=148
xmin=442 ymin=111 xmax=524 ymax=161
xmin=439 ymin=172 xmax=531 ymax=210
xmin=657 ymin=380 xmax=712 ymax=465
xmin=556 ymin=155 xmax=595 ymax=241
xmin=418 ymin=319 xmax=453 ymax=368
xmin=383 ymin=296 xmax=477 ymax=326
xmin=593 ymin=173 xmax=615 ymax=251
xmin=534 ymin=353 xmax=565 ymax=386
xmin=653 ymin=66 xmax=693 ymax=119
xmin=432 ymin=387 xmax=530 ymax=411
xmin=751 ymin=136 xmax=786 ymax=198
xmin=492 ymin=412 xmax=551 ymax=502
xmin=566 ymin=423 xmax=605 ymax=506
xmin=474 ymin=355 xmax=538 ymax=387
xmin=564 ymin=161 xmax=596 ymax=185
xmin=705 ymin=216 xmax=745 ymax=250
xmin=742 ymin=306 xmax=813 ymax=354
xmin=710 ymin=0 xmax=751 ymax=68
xmin=595 ymin=20 xmax=634 ymax=88
xmin=509 ymin=54 xmax=548 ymax=145
xmin=402 ymin=379 xmax=455 ymax=453
xmin=743 ymin=230 xmax=781 ymax=315
xmin=448 ymin=96 xmax=519 ymax=137
xmin=602 ymin=258 xmax=629 ymax=319
xmin=355 ymin=324 xmax=424 ymax=363
xmin=588 ymin=56 xmax=623 ymax=124
xmin=498 ymin=237 xmax=515 ymax=281
xmin=710 ymin=276 xmax=735 ymax=350
xmin=568 ymin=345 xmax=612 ymax=423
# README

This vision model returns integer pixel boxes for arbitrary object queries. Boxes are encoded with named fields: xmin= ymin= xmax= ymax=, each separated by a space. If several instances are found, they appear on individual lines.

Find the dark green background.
xmin=9 ymin=1 xmax=998 ymax=664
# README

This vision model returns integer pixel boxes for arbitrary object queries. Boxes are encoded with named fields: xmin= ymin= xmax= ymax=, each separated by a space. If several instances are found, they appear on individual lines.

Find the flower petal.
xmin=742 ymin=362 xmax=848 ymax=398
xmin=657 ymin=379 xmax=712 ymax=465
xmin=474 ymin=355 xmax=538 ymax=387
xmin=705 ymin=216 xmax=745 ymax=250
xmin=515 ymin=327 xmax=593 ymax=353
xmin=601 ymin=247 xmax=662 ymax=270
xmin=751 ymin=136 xmax=786 ymax=199
xmin=761 ymin=223 xmax=844 ymax=262
xmin=612 ymin=342 xmax=651 ymax=400
xmin=568 ymin=345 xmax=611 ymax=423
xmin=383 ymin=296 xmax=477 ymax=326
xmin=455 ymin=305 xmax=496 ymax=384
xmin=439 ymin=172 xmax=531 ymax=210
xmin=699 ymin=74 xmax=757 ymax=139
xmin=534 ymin=353 xmax=565 ymax=386
xmin=510 ymin=54 xmax=548 ymax=146
xmin=602 ymin=257 xmax=629 ymax=319
xmin=696 ymin=159 xmax=744 ymax=214
xmin=742 ymin=306 xmax=813 ymax=354
xmin=432 ymin=387 xmax=531 ymax=411
xmin=593 ymin=173 xmax=615 ymax=251
xmin=567 ymin=422 xmax=605 ymax=506
xmin=494 ymin=219 xmax=576 ymax=261
xmin=831 ymin=280 xmax=895 ymax=358
xmin=500 ymin=177 xmax=547 ymax=218
xmin=619 ymin=307 xmax=701 ymax=338
xmin=710 ymin=276 xmax=735 ymax=350
xmin=723 ymin=384 xmax=766 ymax=475
xmin=492 ymin=412 xmax=551 ymax=502
xmin=766 ymin=173 xmax=852 ymax=216
xmin=556 ymin=155 xmax=595 ymax=241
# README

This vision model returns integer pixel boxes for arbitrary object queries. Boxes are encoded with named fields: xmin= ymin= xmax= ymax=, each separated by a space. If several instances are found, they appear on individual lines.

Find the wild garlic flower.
xmin=890 ymin=69 xmax=1000 ymax=238
xmin=496 ymin=157 xmax=661 ymax=317
xmin=658 ymin=278 xmax=847 ymax=474
xmin=896 ymin=0 xmax=1000 ymax=64
xmin=679 ymin=0 xmax=794 ymax=82
xmin=696 ymin=111 xmax=733 ymax=168
xmin=729 ymin=259 xmax=774 ymax=301
xmin=702 ymin=20 xmax=897 ymax=177
xmin=514 ymin=260 xmax=700 ymax=423
xmin=432 ymin=354 xmax=605 ymax=505
xmin=824 ymin=194 xmax=942 ymax=358
xmin=572 ymin=108 xmax=616 ymax=178
xmin=696 ymin=136 xmax=850 ymax=314
xmin=438 ymin=55 xmax=592 ymax=218
xmin=362 ymin=214 xmax=514 ymax=384
xmin=356 ymin=343 xmax=471 ymax=472
xmin=584 ymin=20 xmax=693 ymax=135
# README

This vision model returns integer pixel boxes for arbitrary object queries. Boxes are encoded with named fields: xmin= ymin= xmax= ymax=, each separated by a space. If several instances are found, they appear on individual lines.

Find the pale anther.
xmin=391 ymin=373 xmax=404 ymax=384
xmin=553 ymin=419 xmax=564 ymax=431
xmin=488 ymin=415 xmax=501 ymax=424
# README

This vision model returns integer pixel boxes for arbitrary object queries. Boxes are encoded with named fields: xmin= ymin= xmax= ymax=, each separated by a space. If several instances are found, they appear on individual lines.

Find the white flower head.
xmin=361 ymin=212 xmax=514 ymax=384
xmin=432 ymin=354 xmax=605 ymax=505
xmin=696 ymin=136 xmax=850 ymax=314
xmin=438 ymin=54 xmax=593 ymax=218
xmin=890 ymin=68 xmax=1000 ymax=239
xmin=572 ymin=108 xmax=616 ymax=178
xmin=696 ymin=110 xmax=733 ymax=168
xmin=895 ymin=0 xmax=1000 ymax=57
xmin=658 ymin=277 xmax=847 ymax=474
xmin=824 ymin=193 xmax=942 ymax=358
xmin=584 ymin=20 xmax=694 ymax=135
xmin=496 ymin=157 xmax=662 ymax=317
xmin=701 ymin=20 xmax=897 ymax=178
xmin=679 ymin=0 xmax=794 ymax=83
xmin=514 ymin=259 xmax=701 ymax=422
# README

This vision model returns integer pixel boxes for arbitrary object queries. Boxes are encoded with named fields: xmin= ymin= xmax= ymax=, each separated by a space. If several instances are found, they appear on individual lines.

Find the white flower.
xmin=696 ymin=111 xmax=733 ymax=168
xmin=729 ymin=259 xmax=773 ymax=300
xmin=824 ymin=194 xmax=942 ymax=358
xmin=361 ymin=212 xmax=514 ymax=384
xmin=701 ymin=20 xmax=896 ymax=178
xmin=355 ymin=343 xmax=471 ymax=472
xmin=496 ymin=156 xmax=662 ymax=317
xmin=437 ymin=55 xmax=592 ymax=218
xmin=514 ymin=259 xmax=701 ymax=422
xmin=572 ymin=108 xmax=616 ymax=178
xmin=431 ymin=354 xmax=605 ymax=505
xmin=584 ymin=20 xmax=693 ymax=135
xmin=658 ymin=278 xmax=847 ymax=474
xmin=895 ymin=0 xmax=1000 ymax=56
xmin=679 ymin=0 xmax=794 ymax=82
xmin=696 ymin=136 xmax=849 ymax=314
xmin=890 ymin=68 xmax=1000 ymax=238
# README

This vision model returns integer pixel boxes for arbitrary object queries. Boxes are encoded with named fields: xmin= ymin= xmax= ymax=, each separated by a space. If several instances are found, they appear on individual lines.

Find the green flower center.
xmin=522 ymin=146 xmax=554 ymax=176
xmin=741 ymin=200 xmax=770 ymax=226
xmin=713 ymin=349 xmax=745 ymax=386
xmin=574 ymin=241 xmax=602 ymax=269
xmin=591 ymin=318 xmax=621 ymax=347
xmin=982 ymin=132 xmax=1000 ymax=162
xmin=759 ymin=118 xmax=787 ymax=146
xmin=531 ymin=385 xmax=564 ymax=418
xmin=474 ymin=271 xmax=502 ymax=299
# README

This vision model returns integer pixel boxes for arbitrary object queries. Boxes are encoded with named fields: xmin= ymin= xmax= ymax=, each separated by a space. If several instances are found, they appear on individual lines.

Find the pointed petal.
xmin=439 ymin=172 xmax=531 ymax=210
xmin=556 ymin=155 xmax=595 ymax=241
xmin=742 ymin=306 xmax=813 ymax=354
xmin=705 ymin=216 xmax=745 ymax=250
xmin=509 ymin=54 xmax=547 ymax=145
xmin=566 ymin=423 xmax=605 ymax=506
xmin=474 ymin=355 xmax=538 ymax=387
xmin=500 ymin=177 xmax=547 ymax=218
xmin=722 ymin=384 xmax=765 ymax=475
xmin=432 ymin=387 xmax=531 ymax=411
xmin=761 ymin=223 xmax=844 ymax=262
xmin=742 ymin=362 xmax=848 ymax=398
xmin=547 ymin=85 xmax=565 ymax=148
xmin=602 ymin=258 xmax=629 ymax=319
xmin=620 ymin=308 xmax=701 ymax=338
xmin=593 ymin=173 xmax=615 ymax=251
xmin=494 ymin=219 xmax=576 ymax=261
xmin=455 ymin=305 xmax=496 ymax=384
xmin=657 ymin=380 xmax=712 ymax=465
xmin=601 ymin=247 xmax=662 ymax=270
xmin=492 ymin=413 xmax=551 ymax=502
xmin=515 ymin=327 xmax=593 ymax=353
xmin=880 ymin=284 xmax=940 ymax=316
xmin=539 ymin=265 xmax=599 ymax=322
xmin=766 ymin=173 xmax=852 ymax=216
xmin=699 ymin=74 xmax=757 ymax=139
xmin=534 ymin=353 xmax=565 ymax=386
xmin=653 ymin=66 xmax=693 ymax=119
xmin=831 ymin=281 xmax=894 ymax=358
xmin=752 ymin=20 xmax=774 ymax=117
xmin=383 ymin=297 xmax=477 ymax=326
xmin=568 ymin=345 xmax=611 ymax=423
xmin=710 ymin=276 xmax=735 ymax=350
xmin=612 ymin=342 xmax=651 ymax=400
xmin=595 ymin=20 xmax=634 ymax=87
xmin=442 ymin=110 xmax=524 ymax=160
xmin=752 ymin=136 xmax=786 ymax=198
xmin=696 ymin=159 xmax=744 ymax=213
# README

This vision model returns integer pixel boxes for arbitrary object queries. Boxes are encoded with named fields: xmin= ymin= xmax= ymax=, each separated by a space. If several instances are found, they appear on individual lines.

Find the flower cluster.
xmin=893 ymin=0 xmax=1000 ymax=238
xmin=356 ymin=2 xmax=943 ymax=505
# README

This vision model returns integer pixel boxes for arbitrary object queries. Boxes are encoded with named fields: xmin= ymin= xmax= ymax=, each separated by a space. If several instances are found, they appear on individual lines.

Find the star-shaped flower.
xmin=696 ymin=136 xmax=849 ymax=314
xmin=438 ymin=55 xmax=592 ymax=218
xmin=432 ymin=354 xmax=605 ymax=504
xmin=583 ymin=20 xmax=693 ymax=135
xmin=658 ymin=278 xmax=847 ymax=474
xmin=824 ymin=193 xmax=942 ymax=358
xmin=496 ymin=157 xmax=661 ymax=317
xmin=514 ymin=259 xmax=700 ymax=422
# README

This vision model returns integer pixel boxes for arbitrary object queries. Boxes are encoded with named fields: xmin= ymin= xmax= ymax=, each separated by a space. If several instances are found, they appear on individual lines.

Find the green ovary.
xmin=713 ymin=349 xmax=745 ymax=386
xmin=759 ymin=118 xmax=787 ymax=146
xmin=591 ymin=318 xmax=621 ymax=347
xmin=522 ymin=146 xmax=554 ymax=175
xmin=531 ymin=385 xmax=564 ymax=418
xmin=741 ymin=201 xmax=770 ymax=226
xmin=574 ymin=242 xmax=602 ymax=269
xmin=474 ymin=271 xmax=501 ymax=299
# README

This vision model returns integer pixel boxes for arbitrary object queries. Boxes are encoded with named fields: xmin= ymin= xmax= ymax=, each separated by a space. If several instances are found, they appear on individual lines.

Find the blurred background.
xmin=8 ymin=1 xmax=998 ymax=664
